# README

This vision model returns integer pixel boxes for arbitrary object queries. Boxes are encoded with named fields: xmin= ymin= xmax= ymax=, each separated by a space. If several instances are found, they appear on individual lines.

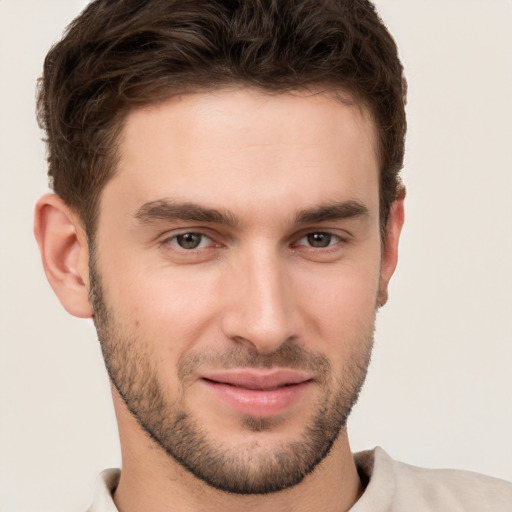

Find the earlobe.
xmin=378 ymin=187 xmax=406 ymax=307
xmin=34 ymin=194 xmax=93 ymax=318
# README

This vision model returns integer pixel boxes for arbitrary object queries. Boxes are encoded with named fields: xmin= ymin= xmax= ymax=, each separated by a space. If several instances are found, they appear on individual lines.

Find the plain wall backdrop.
xmin=0 ymin=1 xmax=511 ymax=510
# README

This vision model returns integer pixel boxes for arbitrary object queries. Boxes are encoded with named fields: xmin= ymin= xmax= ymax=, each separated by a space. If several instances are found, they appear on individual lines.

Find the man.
xmin=33 ymin=0 xmax=512 ymax=511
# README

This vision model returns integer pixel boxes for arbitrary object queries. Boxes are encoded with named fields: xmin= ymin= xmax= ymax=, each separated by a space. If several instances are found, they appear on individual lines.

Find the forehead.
xmin=121 ymin=88 xmax=377 ymax=161
xmin=105 ymin=88 xmax=379 ymax=222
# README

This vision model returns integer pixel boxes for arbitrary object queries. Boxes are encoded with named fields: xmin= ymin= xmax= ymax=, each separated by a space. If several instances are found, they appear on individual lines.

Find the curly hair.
xmin=37 ymin=0 xmax=407 ymax=238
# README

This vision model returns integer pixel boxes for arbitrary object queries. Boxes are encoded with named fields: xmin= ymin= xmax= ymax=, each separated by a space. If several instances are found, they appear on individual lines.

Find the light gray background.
xmin=1 ymin=1 xmax=511 ymax=511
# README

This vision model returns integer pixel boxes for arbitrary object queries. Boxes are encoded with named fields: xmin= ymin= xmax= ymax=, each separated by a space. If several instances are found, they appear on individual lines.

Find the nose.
xmin=220 ymin=245 xmax=301 ymax=354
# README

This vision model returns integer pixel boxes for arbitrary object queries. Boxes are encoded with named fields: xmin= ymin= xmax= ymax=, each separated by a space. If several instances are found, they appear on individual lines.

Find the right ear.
xmin=34 ymin=194 xmax=93 ymax=318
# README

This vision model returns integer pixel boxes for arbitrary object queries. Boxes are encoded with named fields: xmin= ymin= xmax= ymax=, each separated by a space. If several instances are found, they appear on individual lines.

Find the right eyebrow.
xmin=133 ymin=199 xmax=239 ymax=227
xmin=294 ymin=200 xmax=369 ymax=224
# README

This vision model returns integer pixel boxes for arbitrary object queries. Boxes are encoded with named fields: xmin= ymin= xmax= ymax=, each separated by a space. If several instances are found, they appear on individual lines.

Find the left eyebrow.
xmin=133 ymin=199 xmax=239 ymax=227
xmin=294 ymin=200 xmax=369 ymax=224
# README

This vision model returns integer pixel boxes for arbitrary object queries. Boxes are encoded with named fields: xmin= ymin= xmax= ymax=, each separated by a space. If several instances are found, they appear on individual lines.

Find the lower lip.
xmin=201 ymin=380 xmax=312 ymax=417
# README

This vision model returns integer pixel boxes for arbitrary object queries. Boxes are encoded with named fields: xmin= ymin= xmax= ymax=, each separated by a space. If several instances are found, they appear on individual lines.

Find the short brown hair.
xmin=37 ymin=0 xmax=407 ymax=238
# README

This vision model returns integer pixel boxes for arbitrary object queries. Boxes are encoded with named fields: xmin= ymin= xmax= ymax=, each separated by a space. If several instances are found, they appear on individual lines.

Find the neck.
xmin=112 ymin=395 xmax=363 ymax=512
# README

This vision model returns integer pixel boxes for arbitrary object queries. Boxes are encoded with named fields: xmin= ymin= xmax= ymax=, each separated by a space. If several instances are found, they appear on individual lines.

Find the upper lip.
xmin=200 ymin=369 xmax=313 ymax=390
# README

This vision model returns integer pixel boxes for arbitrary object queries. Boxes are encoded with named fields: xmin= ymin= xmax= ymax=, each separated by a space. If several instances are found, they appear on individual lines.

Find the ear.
xmin=378 ymin=187 xmax=405 ymax=307
xmin=34 ymin=194 xmax=93 ymax=318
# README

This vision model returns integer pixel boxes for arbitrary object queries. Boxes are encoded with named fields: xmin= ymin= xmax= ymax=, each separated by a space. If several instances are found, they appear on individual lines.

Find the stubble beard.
xmin=89 ymin=257 xmax=375 ymax=495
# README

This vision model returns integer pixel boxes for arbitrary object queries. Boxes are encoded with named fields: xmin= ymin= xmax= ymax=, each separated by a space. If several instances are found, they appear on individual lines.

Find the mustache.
xmin=177 ymin=343 xmax=331 ymax=382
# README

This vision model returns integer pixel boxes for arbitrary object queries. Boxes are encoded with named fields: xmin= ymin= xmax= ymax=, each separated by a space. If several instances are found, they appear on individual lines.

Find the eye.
xmin=170 ymin=232 xmax=211 ymax=250
xmin=298 ymin=232 xmax=341 ymax=248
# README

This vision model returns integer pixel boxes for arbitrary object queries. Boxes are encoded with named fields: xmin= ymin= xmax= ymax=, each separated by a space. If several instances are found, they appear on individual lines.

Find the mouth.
xmin=199 ymin=369 xmax=314 ymax=417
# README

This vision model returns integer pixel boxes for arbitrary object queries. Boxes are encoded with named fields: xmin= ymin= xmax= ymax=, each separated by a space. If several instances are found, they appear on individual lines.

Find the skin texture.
xmin=34 ymin=88 xmax=404 ymax=512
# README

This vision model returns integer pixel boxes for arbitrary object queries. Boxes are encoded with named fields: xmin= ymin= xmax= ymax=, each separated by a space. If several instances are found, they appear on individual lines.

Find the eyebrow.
xmin=294 ymin=200 xmax=369 ymax=224
xmin=133 ymin=198 xmax=369 ymax=227
xmin=134 ymin=200 xmax=238 ymax=227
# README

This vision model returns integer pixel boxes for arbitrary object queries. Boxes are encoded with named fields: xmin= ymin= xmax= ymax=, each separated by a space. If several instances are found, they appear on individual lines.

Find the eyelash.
xmin=294 ymin=232 xmax=343 ymax=249
xmin=162 ymin=230 xmax=346 ymax=252
xmin=167 ymin=232 xmax=213 ymax=250
xmin=160 ymin=232 xmax=219 ymax=257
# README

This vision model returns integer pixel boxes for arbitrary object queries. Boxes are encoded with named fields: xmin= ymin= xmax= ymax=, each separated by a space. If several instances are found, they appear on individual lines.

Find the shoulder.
xmin=86 ymin=468 xmax=120 ymax=512
xmin=352 ymin=447 xmax=512 ymax=512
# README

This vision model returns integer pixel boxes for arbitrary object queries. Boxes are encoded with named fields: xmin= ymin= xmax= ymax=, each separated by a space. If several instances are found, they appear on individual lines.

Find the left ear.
xmin=34 ymin=193 xmax=93 ymax=318
xmin=378 ymin=187 xmax=405 ymax=307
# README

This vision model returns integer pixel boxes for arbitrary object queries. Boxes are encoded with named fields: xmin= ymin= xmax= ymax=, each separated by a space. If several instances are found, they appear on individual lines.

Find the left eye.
xmin=298 ymin=232 xmax=340 ymax=248
xmin=170 ymin=232 xmax=211 ymax=250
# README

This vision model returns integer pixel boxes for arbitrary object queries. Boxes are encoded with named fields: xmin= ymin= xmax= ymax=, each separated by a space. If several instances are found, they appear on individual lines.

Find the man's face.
xmin=90 ymin=89 xmax=386 ymax=494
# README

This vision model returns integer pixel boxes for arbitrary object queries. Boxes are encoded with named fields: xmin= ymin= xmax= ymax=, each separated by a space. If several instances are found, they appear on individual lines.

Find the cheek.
xmin=105 ymin=263 xmax=223 ymax=348
xmin=294 ymin=259 xmax=380 ymax=344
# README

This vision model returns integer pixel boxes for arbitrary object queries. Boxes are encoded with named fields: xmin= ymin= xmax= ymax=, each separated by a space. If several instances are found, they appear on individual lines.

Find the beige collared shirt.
xmin=87 ymin=447 xmax=512 ymax=511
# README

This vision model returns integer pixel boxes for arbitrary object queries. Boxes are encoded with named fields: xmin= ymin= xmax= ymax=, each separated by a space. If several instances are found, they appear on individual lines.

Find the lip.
xmin=200 ymin=369 xmax=313 ymax=417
